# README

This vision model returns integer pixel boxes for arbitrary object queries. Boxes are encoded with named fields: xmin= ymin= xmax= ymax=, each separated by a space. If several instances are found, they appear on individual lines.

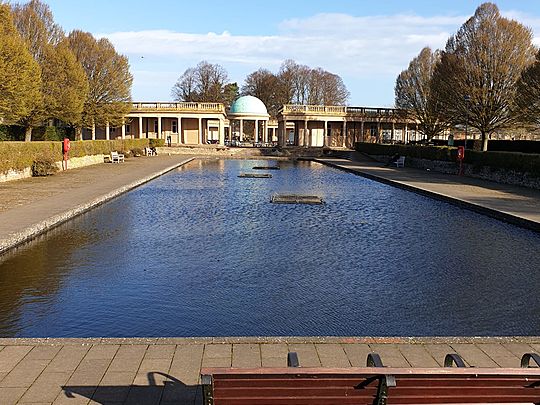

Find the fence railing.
xmin=131 ymin=102 xmax=225 ymax=113
xmin=280 ymin=104 xmax=407 ymax=118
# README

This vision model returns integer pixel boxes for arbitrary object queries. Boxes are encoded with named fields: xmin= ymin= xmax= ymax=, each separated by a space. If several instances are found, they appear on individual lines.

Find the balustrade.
xmin=131 ymin=101 xmax=225 ymax=112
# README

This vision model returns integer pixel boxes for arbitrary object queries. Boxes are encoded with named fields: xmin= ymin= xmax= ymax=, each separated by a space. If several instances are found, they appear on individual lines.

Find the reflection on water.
xmin=0 ymin=159 xmax=539 ymax=337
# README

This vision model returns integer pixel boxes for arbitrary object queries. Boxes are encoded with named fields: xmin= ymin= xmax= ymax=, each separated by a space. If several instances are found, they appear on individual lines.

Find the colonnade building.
xmin=86 ymin=96 xmax=421 ymax=146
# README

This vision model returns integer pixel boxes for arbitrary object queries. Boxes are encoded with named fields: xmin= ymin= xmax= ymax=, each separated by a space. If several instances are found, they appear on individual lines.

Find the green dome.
xmin=230 ymin=96 xmax=268 ymax=115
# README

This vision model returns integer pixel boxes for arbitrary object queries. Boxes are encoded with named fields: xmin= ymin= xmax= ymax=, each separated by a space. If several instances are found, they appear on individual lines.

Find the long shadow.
xmin=62 ymin=372 xmax=202 ymax=404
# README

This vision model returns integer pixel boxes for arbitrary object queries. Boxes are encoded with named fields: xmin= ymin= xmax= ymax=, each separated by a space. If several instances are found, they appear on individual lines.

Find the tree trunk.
xmin=482 ymin=131 xmax=489 ymax=151
xmin=24 ymin=126 xmax=32 ymax=142
xmin=75 ymin=127 xmax=83 ymax=141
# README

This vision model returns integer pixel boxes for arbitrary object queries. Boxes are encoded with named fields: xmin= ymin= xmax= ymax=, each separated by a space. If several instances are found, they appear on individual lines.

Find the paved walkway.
xmin=316 ymin=156 xmax=540 ymax=231
xmin=0 ymin=337 xmax=539 ymax=404
xmin=0 ymin=155 xmax=195 ymax=254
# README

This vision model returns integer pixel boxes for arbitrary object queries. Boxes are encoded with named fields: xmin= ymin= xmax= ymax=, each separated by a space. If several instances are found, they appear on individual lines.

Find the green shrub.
xmin=149 ymin=138 xmax=165 ymax=147
xmin=131 ymin=147 xmax=143 ymax=156
xmin=464 ymin=151 xmax=540 ymax=176
xmin=355 ymin=142 xmax=540 ymax=176
xmin=0 ymin=139 xmax=151 ymax=174
xmin=43 ymin=126 xmax=63 ymax=141
xmin=32 ymin=156 xmax=58 ymax=176
xmin=355 ymin=142 xmax=457 ymax=161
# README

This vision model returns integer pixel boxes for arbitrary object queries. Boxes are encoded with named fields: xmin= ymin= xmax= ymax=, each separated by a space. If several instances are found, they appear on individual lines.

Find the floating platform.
xmin=238 ymin=173 xmax=272 ymax=178
xmin=271 ymin=194 xmax=323 ymax=204
xmin=253 ymin=166 xmax=280 ymax=170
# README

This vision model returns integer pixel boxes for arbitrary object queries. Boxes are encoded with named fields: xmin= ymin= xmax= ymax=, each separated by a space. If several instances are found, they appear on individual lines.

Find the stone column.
xmin=239 ymin=119 xmax=244 ymax=142
xmin=323 ymin=120 xmax=328 ymax=147
xmin=178 ymin=117 xmax=183 ymax=144
xmin=157 ymin=116 xmax=162 ymax=139
xmin=199 ymin=117 xmax=203 ymax=144
xmin=121 ymin=122 xmax=126 ymax=139
xmin=342 ymin=121 xmax=346 ymax=147
xmin=218 ymin=119 xmax=224 ymax=146
xmin=255 ymin=119 xmax=259 ymax=144
xmin=282 ymin=119 xmax=287 ymax=146
xmin=404 ymin=123 xmax=408 ymax=144
xmin=391 ymin=122 xmax=395 ymax=142
xmin=377 ymin=122 xmax=381 ymax=143
xmin=138 ymin=116 xmax=143 ymax=139
xmin=360 ymin=121 xmax=364 ymax=143
xmin=105 ymin=121 xmax=110 ymax=140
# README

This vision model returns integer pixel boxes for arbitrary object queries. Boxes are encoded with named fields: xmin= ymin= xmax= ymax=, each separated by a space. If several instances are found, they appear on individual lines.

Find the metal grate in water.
xmin=238 ymin=173 xmax=272 ymax=178
xmin=253 ymin=166 xmax=280 ymax=170
xmin=271 ymin=194 xmax=323 ymax=204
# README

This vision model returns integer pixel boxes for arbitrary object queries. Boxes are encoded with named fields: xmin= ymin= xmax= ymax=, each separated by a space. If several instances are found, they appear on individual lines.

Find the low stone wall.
xmin=0 ymin=167 xmax=33 ymax=183
xmin=157 ymin=146 xmax=328 ymax=158
xmin=371 ymin=154 xmax=540 ymax=189
xmin=0 ymin=154 xmax=107 ymax=184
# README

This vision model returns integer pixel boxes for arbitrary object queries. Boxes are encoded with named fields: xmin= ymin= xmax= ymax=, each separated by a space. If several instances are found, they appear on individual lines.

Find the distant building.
xmin=85 ymin=96 xmax=419 ymax=147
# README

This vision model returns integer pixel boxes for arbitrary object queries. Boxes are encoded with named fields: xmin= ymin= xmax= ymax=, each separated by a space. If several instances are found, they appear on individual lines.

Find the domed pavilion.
xmin=228 ymin=96 xmax=270 ymax=144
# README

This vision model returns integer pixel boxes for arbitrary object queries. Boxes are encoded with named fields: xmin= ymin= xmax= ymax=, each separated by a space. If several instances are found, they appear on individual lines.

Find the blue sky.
xmin=43 ymin=0 xmax=540 ymax=106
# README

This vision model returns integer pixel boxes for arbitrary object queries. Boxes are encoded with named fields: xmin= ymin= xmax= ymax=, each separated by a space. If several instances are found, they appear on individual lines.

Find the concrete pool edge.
xmin=314 ymin=158 xmax=540 ymax=233
xmin=1 ymin=336 xmax=540 ymax=345
xmin=0 ymin=157 xmax=195 ymax=256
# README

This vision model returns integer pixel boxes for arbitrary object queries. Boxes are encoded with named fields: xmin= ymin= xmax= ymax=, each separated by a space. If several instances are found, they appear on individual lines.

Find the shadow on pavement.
xmin=62 ymin=371 xmax=202 ymax=404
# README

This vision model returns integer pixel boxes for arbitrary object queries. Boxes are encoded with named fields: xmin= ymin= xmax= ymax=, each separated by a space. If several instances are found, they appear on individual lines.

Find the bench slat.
xmin=213 ymin=376 xmax=538 ymax=388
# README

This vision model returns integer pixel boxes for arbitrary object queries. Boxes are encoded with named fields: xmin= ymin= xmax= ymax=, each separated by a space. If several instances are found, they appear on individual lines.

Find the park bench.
xmin=110 ymin=151 xmax=124 ymax=163
xmin=394 ymin=155 xmax=405 ymax=167
xmin=201 ymin=352 xmax=540 ymax=404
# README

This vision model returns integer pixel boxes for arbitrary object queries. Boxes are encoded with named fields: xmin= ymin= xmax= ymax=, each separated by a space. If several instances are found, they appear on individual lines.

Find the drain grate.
xmin=238 ymin=173 xmax=272 ymax=178
xmin=271 ymin=194 xmax=323 ymax=204
xmin=253 ymin=166 xmax=280 ymax=170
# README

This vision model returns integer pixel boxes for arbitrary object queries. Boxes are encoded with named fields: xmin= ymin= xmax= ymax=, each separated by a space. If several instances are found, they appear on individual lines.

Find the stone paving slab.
xmin=316 ymin=157 xmax=540 ymax=232
xmin=0 ymin=337 xmax=536 ymax=404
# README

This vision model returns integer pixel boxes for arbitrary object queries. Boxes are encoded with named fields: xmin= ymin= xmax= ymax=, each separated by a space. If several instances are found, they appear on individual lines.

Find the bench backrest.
xmin=201 ymin=367 xmax=540 ymax=404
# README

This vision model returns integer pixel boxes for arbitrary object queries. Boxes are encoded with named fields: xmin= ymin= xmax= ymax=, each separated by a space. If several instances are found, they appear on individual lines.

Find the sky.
xmin=41 ymin=0 xmax=540 ymax=107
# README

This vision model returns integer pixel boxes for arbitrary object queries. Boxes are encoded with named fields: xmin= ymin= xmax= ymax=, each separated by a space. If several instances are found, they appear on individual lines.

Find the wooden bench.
xmin=201 ymin=352 xmax=540 ymax=404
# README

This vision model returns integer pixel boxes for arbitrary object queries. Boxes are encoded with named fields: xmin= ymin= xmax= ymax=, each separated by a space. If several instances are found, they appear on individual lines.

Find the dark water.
xmin=0 ymin=159 xmax=539 ymax=338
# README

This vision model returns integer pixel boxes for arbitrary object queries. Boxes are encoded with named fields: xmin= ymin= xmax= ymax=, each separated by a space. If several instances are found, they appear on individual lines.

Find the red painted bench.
xmin=201 ymin=352 xmax=540 ymax=404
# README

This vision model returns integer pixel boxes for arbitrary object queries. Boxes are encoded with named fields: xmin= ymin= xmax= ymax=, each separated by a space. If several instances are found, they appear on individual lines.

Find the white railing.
xmin=281 ymin=104 xmax=406 ymax=117
xmin=132 ymin=102 xmax=225 ymax=113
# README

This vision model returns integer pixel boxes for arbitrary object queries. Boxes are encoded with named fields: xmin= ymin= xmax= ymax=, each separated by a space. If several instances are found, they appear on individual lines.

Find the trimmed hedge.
xmin=356 ymin=142 xmax=540 ymax=176
xmin=356 ymin=142 xmax=458 ymax=161
xmin=0 ymin=139 xmax=151 ymax=174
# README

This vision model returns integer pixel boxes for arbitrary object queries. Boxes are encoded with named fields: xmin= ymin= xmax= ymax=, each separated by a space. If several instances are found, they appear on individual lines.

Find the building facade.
xmin=84 ymin=96 xmax=419 ymax=147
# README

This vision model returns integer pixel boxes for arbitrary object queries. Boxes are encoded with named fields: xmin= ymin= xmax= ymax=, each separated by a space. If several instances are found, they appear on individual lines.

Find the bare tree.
xmin=11 ymin=0 xmax=63 ymax=62
xmin=319 ymin=70 xmax=349 ymax=105
xmin=242 ymin=68 xmax=281 ymax=116
xmin=171 ymin=61 xmax=229 ymax=103
xmin=431 ymin=3 xmax=535 ymax=150
xmin=515 ymin=49 xmax=540 ymax=127
xmin=172 ymin=67 xmax=198 ymax=102
xmin=395 ymin=47 xmax=448 ymax=140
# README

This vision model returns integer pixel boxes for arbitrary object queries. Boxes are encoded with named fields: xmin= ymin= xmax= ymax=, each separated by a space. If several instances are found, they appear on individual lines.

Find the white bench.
xmin=110 ymin=151 xmax=124 ymax=163
xmin=394 ymin=156 xmax=405 ymax=167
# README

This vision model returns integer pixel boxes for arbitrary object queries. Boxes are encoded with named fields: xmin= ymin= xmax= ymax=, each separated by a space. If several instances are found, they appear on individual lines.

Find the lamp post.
xmin=464 ymin=95 xmax=471 ymax=149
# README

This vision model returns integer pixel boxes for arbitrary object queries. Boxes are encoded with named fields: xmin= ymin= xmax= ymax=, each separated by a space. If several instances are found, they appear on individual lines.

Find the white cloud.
xmin=95 ymin=10 xmax=540 ymax=105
